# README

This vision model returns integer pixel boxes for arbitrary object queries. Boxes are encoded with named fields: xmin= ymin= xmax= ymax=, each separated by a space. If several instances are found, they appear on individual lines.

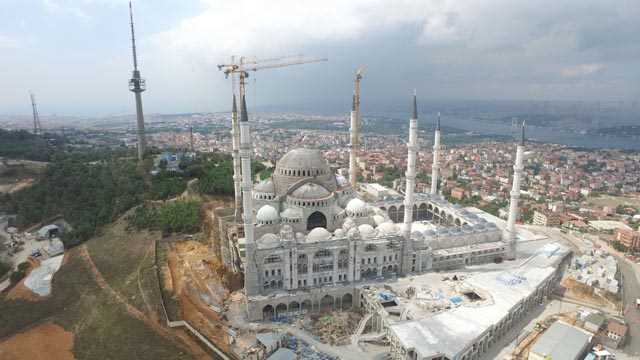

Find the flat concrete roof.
xmin=389 ymin=242 xmax=570 ymax=359
xmin=530 ymin=321 xmax=592 ymax=360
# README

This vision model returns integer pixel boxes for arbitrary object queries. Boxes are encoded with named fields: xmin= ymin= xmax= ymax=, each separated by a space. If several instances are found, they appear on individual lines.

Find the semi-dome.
xmin=346 ymin=198 xmax=366 ymax=214
xmin=281 ymin=207 xmax=302 ymax=219
xmin=342 ymin=218 xmax=356 ymax=231
xmin=373 ymin=215 xmax=386 ymax=226
xmin=273 ymin=148 xmax=337 ymax=196
xmin=307 ymin=227 xmax=332 ymax=242
xmin=290 ymin=183 xmax=331 ymax=199
xmin=258 ymin=233 xmax=280 ymax=248
xmin=255 ymin=179 xmax=275 ymax=193
xmin=257 ymin=205 xmax=279 ymax=223
xmin=358 ymin=224 xmax=377 ymax=239
xmin=377 ymin=222 xmax=399 ymax=235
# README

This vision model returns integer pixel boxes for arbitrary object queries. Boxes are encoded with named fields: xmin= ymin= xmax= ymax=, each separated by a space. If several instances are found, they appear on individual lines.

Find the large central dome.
xmin=272 ymin=148 xmax=337 ymax=196
xmin=277 ymin=149 xmax=330 ymax=174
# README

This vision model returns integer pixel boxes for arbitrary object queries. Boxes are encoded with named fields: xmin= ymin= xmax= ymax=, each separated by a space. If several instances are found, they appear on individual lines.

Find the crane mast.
xmin=29 ymin=92 xmax=42 ymax=135
xmin=217 ymin=55 xmax=327 ymax=220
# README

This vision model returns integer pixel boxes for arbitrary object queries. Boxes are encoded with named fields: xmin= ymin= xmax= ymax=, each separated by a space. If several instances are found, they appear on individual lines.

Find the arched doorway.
xmin=289 ymin=301 xmax=300 ymax=314
xmin=388 ymin=206 xmax=397 ymax=222
xmin=320 ymin=295 xmax=334 ymax=312
xmin=342 ymin=294 xmax=353 ymax=309
xmin=307 ymin=211 xmax=327 ymax=230
xmin=418 ymin=203 xmax=428 ymax=220
xmin=263 ymin=305 xmax=274 ymax=320
xmin=275 ymin=303 xmax=287 ymax=318
xmin=301 ymin=299 xmax=312 ymax=313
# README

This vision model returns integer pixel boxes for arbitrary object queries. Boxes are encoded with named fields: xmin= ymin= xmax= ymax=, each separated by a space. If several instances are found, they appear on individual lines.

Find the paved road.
xmin=617 ymin=256 xmax=640 ymax=358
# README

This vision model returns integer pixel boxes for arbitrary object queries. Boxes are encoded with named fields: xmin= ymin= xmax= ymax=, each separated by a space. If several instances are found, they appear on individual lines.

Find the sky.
xmin=1 ymin=0 xmax=639 ymax=116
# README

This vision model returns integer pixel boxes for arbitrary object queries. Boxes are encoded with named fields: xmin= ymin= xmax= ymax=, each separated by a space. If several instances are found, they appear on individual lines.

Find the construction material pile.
xmin=306 ymin=311 xmax=362 ymax=345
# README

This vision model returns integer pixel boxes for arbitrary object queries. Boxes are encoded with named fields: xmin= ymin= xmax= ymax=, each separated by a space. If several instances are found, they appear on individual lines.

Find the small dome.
xmin=378 ymin=222 xmax=399 ymax=235
xmin=258 ymin=233 xmax=280 ymax=247
xmin=373 ymin=215 xmax=386 ymax=226
xmin=346 ymin=198 xmax=366 ymax=213
xmin=307 ymin=227 xmax=332 ymax=242
xmin=333 ymin=229 xmax=345 ymax=238
xmin=290 ymin=183 xmax=331 ymax=199
xmin=358 ymin=224 xmax=377 ymax=239
xmin=342 ymin=218 xmax=356 ymax=231
xmin=257 ymin=205 xmax=279 ymax=222
xmin=347 ymin=227 xmax=361 ymax=239
xmin=255 ymin=179 xmax=275 ymax=193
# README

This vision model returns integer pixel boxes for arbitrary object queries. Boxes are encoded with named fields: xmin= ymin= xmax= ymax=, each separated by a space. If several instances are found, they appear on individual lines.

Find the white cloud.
xmin=0 ymin=34 xmax=18 ymax=49
xmin=561 ymin=63 xmax=605 ymax=77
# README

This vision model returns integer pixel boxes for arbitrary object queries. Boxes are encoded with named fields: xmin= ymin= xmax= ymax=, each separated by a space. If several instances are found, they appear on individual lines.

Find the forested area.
xmin=0 ymin=129 xmax=62 ymax=161
xmin=128 ymin=200 xmax=202 ymax=234
xmin=4 ymin=152 xmax=145 ymax=246
xmin=2 ymin=134 xmax=265 ymax=247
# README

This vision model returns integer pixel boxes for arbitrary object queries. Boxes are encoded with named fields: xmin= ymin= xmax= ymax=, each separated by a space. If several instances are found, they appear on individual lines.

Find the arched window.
xmin=315 ymin=249 xmax=332 ymax=258
xmin=297 ymin=254 xmax=308 ymax=274
xmin=264 ymin=254 xmax=282 ymax=264
xmin=338 ymin=249 xmax=349 ymax=269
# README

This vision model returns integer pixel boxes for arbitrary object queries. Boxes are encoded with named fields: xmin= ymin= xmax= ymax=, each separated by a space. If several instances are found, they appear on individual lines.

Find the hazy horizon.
xmin=1 ymin=0 xmax=639 ymax=116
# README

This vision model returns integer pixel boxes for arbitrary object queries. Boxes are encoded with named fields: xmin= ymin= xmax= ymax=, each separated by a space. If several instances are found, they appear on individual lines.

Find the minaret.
xmin=430 ymin=112 xmax=441 ymax=195
xmin=349 ymin=69 xmax=363 ymax=188
xmin=504 ymin=121 xmax=526 ymax=260
xmin=402 ymin=93 xmax=419 ymax=273
xmin=349 ymin=96 xmax=359 ymax=188
xmin=128 ymin=1 xmax=147 ymax=162
xmin=239 ymin=95 xmax=258 ymax=297
xmin=231 ymin=95 xmax=242 ymax=219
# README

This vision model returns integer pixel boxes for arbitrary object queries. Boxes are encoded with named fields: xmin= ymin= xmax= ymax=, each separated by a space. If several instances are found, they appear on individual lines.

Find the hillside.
xmin=0 ymin=214 xmax=209 ymax=360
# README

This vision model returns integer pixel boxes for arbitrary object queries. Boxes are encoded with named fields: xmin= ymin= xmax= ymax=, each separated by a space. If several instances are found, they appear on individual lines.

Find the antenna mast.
xmin=128 ymin=1 xmax=147 ymax=161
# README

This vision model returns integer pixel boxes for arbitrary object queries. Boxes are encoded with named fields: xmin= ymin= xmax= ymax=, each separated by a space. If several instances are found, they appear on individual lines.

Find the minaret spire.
xmin=349 ymin=68 xmax=363 ymax=188
xmin=430 ymin=112 xmax=442 ymax=195
xmin=504 ymin=121 xmax=526 ymax=260
xmin=239 ymin=93 xmax=258 ymax=296
xmin=128 ymin=0 xmax=146 ymax=162
xmin=402 ymin=92 xmax=419 ymax=273
xmin=231 ymin=94 xmax=242 ymax=222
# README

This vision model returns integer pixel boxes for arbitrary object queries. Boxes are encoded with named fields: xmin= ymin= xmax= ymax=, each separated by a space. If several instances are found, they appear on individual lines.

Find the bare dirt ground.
xmin=0 ymin=322 xmax=74 ymax=360
xmin=0 ymin=178 xmax=35 ymax=194
xmin=560 ymin=277 xmax=619 ymax=311
xmin=166 ymin=240 xmax=232 ymax=353
xmin=587 ymin=194 xmax=640 ymax=209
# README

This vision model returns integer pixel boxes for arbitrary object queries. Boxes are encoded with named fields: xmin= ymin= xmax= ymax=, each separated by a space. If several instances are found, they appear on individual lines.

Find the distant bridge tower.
xmin=128 ymin=1 xmax=147 ymax=162
xmin=29 ymin=92 xmax=42 ymax=135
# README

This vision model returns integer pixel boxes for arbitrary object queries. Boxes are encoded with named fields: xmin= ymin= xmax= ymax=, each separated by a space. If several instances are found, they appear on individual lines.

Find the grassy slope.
xmin=85 ymin=216 xmax=160 ymax=314
xmin=0 ymin=242 xmax=193 ymax=360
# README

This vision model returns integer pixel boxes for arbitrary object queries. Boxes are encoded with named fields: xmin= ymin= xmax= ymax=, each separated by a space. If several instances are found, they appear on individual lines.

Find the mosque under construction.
xmin=213 ymin=89 xmax=570 ymax=360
